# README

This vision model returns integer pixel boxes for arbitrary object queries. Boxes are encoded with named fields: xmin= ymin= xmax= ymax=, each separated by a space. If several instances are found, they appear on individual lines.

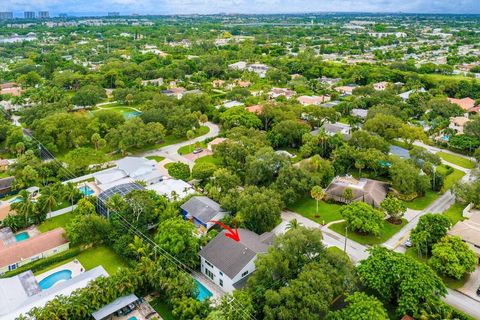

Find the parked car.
xmin=193 ymin=147 xmax=203 ymax=154
xmin=476 ymin=286 xmax=480 ymax=296
xmin=404 ymin=238 xmax=412 ymax=247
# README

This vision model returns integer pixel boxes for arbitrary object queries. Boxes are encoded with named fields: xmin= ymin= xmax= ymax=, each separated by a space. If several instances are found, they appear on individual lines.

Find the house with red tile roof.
xmin=245 ymin=104 xmax=264 ymax=114
xmin=448 ymin=97 xmax=476 ymax=111
xmin=297 ymin=95 xmax=331 ymax=106
xmin=0 ymin=228 xmax=69 ymax=274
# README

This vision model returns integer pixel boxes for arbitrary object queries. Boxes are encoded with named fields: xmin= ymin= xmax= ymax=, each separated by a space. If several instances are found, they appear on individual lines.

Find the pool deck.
xmin=35 ymin=259 xmax=85 ymax=284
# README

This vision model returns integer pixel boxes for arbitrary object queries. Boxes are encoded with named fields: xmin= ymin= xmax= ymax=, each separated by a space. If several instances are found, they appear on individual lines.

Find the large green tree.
xmin=429 ymin=236 xmax=477 ymax=280
xmin=340 ymin=202 xmax=385 ymax=236
xmin=326 ymin=292 xmax=388 ymax=320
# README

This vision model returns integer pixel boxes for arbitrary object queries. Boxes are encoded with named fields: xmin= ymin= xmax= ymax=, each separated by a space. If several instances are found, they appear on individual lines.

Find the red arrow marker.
xmin=209 ymin=220 xmax=240 ymax=242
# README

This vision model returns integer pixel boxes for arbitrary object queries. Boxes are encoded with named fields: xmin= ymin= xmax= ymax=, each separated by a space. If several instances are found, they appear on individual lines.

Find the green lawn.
xmin=150 ymin=298 xmax=176 ymax=320
xmin=288 ymin=197 xmax=344 ymax=224
xmin=34 ymin=245 xmax=128 ymax=276
xmin=437 ymin=152 xmax=475 ymax=169
xmin=442 ymin=203 xmax=465 ymax=225
xmin=195 ymin=155 xmax=222 ymax=165
xmin=329 ymin=219 xmax=407 ymax=246
xmin=146 ymin=155 xmax=166 ymax=162
xmin=405 ymin=247 xmax=470 ymax=290
xmin=131 ymin=126 xmax=209 ymax=154
xmin=436 ymin=165 xmax=465 ymax=193
xmin=178 ymin=141 xmax=207 ymax=155
xmin=38 ymin=212 xmax=76 ymax=233
xmin=402 ymin=190 xmax=440 ymax=210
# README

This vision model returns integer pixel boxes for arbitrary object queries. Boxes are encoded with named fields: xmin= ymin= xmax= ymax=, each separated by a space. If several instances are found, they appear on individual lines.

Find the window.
xmin=219 ymin=279 xmax=223 ymax=287
xmin=219 ymin=271 xmax=223 ymax=276
xmin=205 ymin=268 xmax=214 ymax=280
xmin=241 ymin=270 xmax=249 ymax=278
xmin=205 ymin=260 xmax=214 ymax=268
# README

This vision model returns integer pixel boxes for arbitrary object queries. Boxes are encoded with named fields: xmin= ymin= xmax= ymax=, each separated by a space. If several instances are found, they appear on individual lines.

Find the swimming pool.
xmin=123 ymin=111 xmax=141 ymax=119
xmin=9 ymin=197 xmax=22 ymax=204
xmin=194 ymin=279 xmax=213 ymax=301
xmin=38 ymin=270 xmax=72 ymax=290
xmin=15 ymin=232 xmax=29 ymax=242
xmin=127 ymin=317 xmax=138 ymax=320
xmin=78 ymin=185 xmax=94 ymax=196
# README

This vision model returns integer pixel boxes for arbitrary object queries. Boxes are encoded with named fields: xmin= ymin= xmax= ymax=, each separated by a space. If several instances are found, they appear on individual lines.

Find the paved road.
xmin=138 ymin=122 xmax=220 ymax=167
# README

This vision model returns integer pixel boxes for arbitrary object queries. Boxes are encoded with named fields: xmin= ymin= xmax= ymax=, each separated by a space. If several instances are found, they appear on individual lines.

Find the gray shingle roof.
xmin=199 ymin=229 xmax=273 ymax=279
xmin=180 ymin=196 xmax=223 ymax=223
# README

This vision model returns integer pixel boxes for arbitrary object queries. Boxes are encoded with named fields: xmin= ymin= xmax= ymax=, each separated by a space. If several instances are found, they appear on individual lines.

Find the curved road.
xmin=139 ymin=122 xmax=220 ymax=167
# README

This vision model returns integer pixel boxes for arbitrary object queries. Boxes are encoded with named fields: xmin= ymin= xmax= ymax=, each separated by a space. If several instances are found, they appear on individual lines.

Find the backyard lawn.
xmin=437 ymin=152 xmax=475 ymax=169
xmin=288 ymin=197 xmax=343 ymax=224
xmin=329 ymin=219 xmax=407 ymax=246
xmin=442 ymin=203 xmax=465 ymax=225
xmin=402 ymin=190 xmax=439 ymax=210
xmin=441 ymin=168 xmax=465 ymax=192
xmin=34 ymin=245 xmax=128 ymax=276
xmin=146 ymin=155 xmax=165 ymax=162
xmin=151 ymin=298 xmax=176 ymax=320
xmin=38 ymin=212 xmax=76 ymax=233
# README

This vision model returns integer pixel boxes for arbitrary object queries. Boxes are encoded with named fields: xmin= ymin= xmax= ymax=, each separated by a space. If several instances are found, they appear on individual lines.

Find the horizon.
xmin=0 ymin=0 xmax=479 ymax=16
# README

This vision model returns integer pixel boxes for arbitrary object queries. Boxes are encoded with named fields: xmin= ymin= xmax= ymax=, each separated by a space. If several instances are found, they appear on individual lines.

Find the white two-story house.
xmin=199 ymin=229 xmax=274 ymax=292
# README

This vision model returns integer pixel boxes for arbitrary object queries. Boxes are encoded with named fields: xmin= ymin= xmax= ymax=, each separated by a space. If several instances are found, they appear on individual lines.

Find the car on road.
xmin=193 ymin=147 xmax=203 ymax=154
xmin=477 ymin=286 xmax=480 ymax=296
xmin=404 ymin=238 xmax=412 ymax=247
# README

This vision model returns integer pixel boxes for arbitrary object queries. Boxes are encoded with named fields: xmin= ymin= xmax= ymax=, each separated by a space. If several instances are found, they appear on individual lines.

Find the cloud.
xmin=1 ymin=0 xmax=479 ymax=14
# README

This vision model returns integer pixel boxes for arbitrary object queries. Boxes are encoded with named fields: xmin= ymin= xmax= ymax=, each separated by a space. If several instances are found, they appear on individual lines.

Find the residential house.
xmin=181 ymin=196 xmax=227 ymax=232
xmin=398 ymin=88 xmax=426 ymax=100
xmin=318 ymin=76 xmax=341 ymax=87
xmin=1 ymin=267 xmax=107 ymax=320
xmin=207 ymin=138 xmax=227 ymax=152
xmin=228 ymin=61 xmax=247 ymax=71
xmin=0 ymin=228 xmax=69 ymax=274
xmin=373 ymin=81 xmax=388 ymax=91
xmin=0 ymin=82 xmax=22 ymax=96
xmin=247 ymin=63 xmax=269 ymax=78
xmin=389 ymin=145 xmax=410 ymax=159
xmin=235 ymin=79 xmax=251 ymax=88
xmin=141 ymin=78 xmax=164 ymax=86
xmin=0 ymin=159 xmax=10 ymax=171
xmin=199 ymin=229 xmax=274 ymax=292
xmin=0 ymin=176 xmax=14 ymax=196
xmin=448 ymin=97 xmax=476 ymax=112
xmin=146 ymin=179 xmax=195 ymax=201
xmin=212 ymin=80 xmax=225 ymax=88
xmin=245 ymin=104 xmax=264 ymax=115
xmin=222 ymin=100 xmax=244 ymax=109
xmin=93 ymin=157 xmax=162 ymax=191
xmin=315 ymin=122 xmax=352 ymax=140
xmin=325 ymin=175 xmax=388 ymax=208
xmin=268 ymin=87 xmax=296 ymax=100
xmin=297 ymin=95 xmax=331 ymax=106
xmin=334 ymin=85 xmax=357 ymax=95
xmin=162 ymin=87 xmax=186 ymax=100
xmin=351 ymin=108 xmax=368 ymax=119
xmin=448 ymin=211 xmax=480 ymax=261
xmin=449 ymin=116 xmax=470 ymax=134
xmin=92 ymin=294 xmax=158 ymax=320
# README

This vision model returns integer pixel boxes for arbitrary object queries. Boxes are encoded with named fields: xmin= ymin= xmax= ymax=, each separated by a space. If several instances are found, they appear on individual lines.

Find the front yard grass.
xmin=442 ymin=203 xmax=465 ymax=225
xmin=288 ymin=197 xmax=343 ymax=224
xmin=437 ymin=152 xmax=475 ymax=169
xmin=38 ymin=212 xmax=76 ymax=233
xmin=329 ymin=219 xmax=407 ymax=246
xmin=195 ymin=155 xmax=222 ymax=165
xmin=146 ymin=155 xmax=165 ymax=162
xmin=441 ymin=168 xmax=465 ymax=193
xmin=178 ymin=141 xmax=207 ymax=155
xmin=402 ymin=190 xmax=440 ymax=210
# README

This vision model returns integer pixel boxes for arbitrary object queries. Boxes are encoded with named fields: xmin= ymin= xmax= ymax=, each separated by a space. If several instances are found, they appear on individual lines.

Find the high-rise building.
xmin=38 ymin=11 xmax=49 ymax=19
xmin=108 ymin=12 xmax=120 ymax=17
xmin=0 ymin=12 xmax=13 ymax=20
xmin=24 ymin=11 xmax=35 ymax=19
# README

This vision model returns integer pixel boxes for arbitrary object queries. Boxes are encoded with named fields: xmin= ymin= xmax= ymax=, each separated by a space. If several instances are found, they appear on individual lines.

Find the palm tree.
xmin=286 ymin=219 xmax=301 ymax=230
xmin=11 ymin=190 xmax=35 ymax=225
xmin=343 ymin=188 xmax=354 ymax=204
xmin=63 ymin=182 xmax=79 ymax=211
xmin=40 ymin=187 xmax=58 ymax=216
xmin=310 ymin=186 xmax=325 ymax=216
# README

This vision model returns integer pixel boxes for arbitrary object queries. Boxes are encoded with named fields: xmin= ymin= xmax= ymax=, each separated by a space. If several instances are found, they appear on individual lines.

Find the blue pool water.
xmin=127 ymin=317 xmax=138 ymax=320
xmin=15 ymin=232 xmax=29 ymax=242
xmin=9 ymin=197 xmax=22 ymax=204
xmin=195 ymin=279 xmax=213 ymax=301
xmin=79 ymin=185 xmax=94 ymax=196
xmin=39 ymin=270 xmax=72 ymax=290
xmin=123 ymin=111 xmax=141 ymax=119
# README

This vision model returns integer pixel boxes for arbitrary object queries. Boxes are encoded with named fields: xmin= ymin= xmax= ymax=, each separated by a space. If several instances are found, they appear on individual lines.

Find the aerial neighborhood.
xmin=0 ymin=8 xmax=479 ymax=320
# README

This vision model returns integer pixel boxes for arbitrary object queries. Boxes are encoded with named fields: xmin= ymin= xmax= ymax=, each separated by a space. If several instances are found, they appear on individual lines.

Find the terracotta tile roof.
xmin=448 ymin=97 xmax=476 ymax=111
xmin=245 ymin=104 xmax=264 ymax=114
xmin=0 ymin=228 xmax=68 ymax=268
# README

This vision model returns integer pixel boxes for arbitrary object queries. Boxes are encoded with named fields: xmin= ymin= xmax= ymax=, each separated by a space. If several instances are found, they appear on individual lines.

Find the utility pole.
xmin=344 ymin=225 xmax=348 ymax=253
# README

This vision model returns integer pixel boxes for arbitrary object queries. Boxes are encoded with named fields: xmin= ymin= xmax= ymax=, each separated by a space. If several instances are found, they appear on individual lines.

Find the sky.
xmin=1 ymin=0 xmax=479 ymax=16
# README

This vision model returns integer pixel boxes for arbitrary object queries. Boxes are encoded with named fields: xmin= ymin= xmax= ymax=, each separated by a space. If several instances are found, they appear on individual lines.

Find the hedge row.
xmin=1 ymin=247 xmax=81 ymax=278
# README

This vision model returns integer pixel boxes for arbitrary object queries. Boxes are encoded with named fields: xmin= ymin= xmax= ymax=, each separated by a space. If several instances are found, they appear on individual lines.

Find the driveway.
xmin=458 ymin=266 xmax=480 ymax=302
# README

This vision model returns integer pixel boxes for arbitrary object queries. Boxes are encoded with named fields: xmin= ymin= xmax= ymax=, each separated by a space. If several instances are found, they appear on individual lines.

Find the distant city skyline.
xmin=0 ymin=0 xmax=479 ymax=16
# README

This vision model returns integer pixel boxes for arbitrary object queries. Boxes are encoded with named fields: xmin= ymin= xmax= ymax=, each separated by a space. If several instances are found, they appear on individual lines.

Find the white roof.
xmin=1 ymin=266 xmax=108 ymax=320
xmin=146 ymin=179 xmax=195 ymax=200
xmin=223 ymin=100 xmax=244 ymax=108
xmin=94 ymin=168 xmax=128 ymax=185
xmin=116 ymin=157 xmax=156 ymax=178
xmin=98 ymin=177 xmax=134 ymax=192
